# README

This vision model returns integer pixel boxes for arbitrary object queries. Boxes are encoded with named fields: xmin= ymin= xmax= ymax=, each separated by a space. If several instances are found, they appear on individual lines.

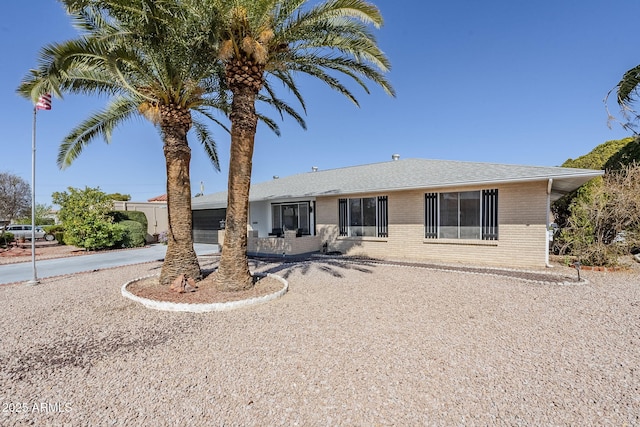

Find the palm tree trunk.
xmin=215 ymin=85 xmax=259 ymax=291
xmin=159 ymin=124 xmax=201 ymax=285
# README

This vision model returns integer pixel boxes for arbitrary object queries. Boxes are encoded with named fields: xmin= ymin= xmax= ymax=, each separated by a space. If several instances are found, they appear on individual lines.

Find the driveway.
xmin=0 ymin=243 xmax=219 ymax=285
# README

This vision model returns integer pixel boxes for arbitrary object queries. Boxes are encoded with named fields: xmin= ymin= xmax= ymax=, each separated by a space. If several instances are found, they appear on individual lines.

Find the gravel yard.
xmin=1 ymin=255 xmax=639 ymax=426
xmin=0 ymin=242 xmax=87 ymax=265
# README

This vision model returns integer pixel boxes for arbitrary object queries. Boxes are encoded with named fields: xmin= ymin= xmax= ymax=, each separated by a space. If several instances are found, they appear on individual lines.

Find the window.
xmin=425 ymin=190 xmax=498 ymax=240
xmin=271 ymin=202 xmax=311 ymax=235
xmin=338 ymin=196 xmax=388 ymax=237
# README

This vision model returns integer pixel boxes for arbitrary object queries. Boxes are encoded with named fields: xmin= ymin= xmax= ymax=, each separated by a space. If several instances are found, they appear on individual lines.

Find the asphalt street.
xmin=0 ymin=243 xmax=219 ymax=285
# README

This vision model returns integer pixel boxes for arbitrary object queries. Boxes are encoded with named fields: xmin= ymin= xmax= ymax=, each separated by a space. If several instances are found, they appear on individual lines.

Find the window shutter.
xmin=425 ymin=193 xmax=438 ymax=238
xmin=482 ymin=189 xmax=498 ymax=240
xmin=377 ymin=196 xmax=388 ymax=237
xmin=338 ymin=198 xmax=348 ymax=237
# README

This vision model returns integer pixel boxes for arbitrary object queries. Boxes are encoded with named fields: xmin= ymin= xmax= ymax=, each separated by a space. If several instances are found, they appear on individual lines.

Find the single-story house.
xmin=191 ymin=157 xmax=602 ymax=268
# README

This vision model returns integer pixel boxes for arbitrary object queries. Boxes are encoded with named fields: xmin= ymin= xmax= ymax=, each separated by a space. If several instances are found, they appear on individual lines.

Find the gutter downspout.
xmin=545 ymin=178 xmax=553 ymax=268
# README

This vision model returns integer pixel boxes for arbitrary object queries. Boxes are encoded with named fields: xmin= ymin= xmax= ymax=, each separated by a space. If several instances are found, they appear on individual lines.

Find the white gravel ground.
xmin=1 ymin=256 xmax=638 ymax=426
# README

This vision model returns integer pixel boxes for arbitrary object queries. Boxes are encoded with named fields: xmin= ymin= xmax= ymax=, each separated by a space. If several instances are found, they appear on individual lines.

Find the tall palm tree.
xmin=18 ymin=0 xmax=227 ymax=285
xmin=210 ymin=0 xmax=395 ymax=291
xmin=610 ymin=64 xmax=640 ymax=133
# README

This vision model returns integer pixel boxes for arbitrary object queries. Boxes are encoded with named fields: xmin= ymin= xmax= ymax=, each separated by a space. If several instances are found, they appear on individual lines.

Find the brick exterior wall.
xmin=316 ymin=181 xmax=550 ymax=268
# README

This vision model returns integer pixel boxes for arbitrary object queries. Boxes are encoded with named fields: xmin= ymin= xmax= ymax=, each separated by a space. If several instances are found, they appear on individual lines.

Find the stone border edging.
xmin=305 ymin=255 xmax=588 ymax=286
xmin=121 ymin=273 xmax=288 ymax=313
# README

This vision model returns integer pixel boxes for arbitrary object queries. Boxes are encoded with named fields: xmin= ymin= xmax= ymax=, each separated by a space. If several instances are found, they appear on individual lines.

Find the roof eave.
xmin=297 ymin=171 xmax=605 ymax=198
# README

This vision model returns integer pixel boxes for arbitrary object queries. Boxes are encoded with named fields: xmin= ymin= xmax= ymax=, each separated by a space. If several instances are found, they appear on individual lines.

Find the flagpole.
xmin=27 ymin=106 xmax=39 ymax=286
xmin=27 ymin=94 xmax=50 ymax=286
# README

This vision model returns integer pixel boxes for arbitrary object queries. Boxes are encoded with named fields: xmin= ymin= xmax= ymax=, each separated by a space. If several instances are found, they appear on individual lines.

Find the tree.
xmin=107 ymin=193 xmax=131 ymax=201
xmin=552 ymin=137 xmax=640 ymax=232
xmin=560 ymin=164 xmax=640 ymax=266
xmin=34 ymin=203 xmax=55 ymax=225
xmin=19 ymin=0 xmax=301 ymax=285
xmin=14 ymin=203 xmax=55 ymax=226
xmin=18 ymin=0 xmax=226 ymax=284
xmin=0 ymin=172 xmax=30 ymax=225
xmin=608 ymin=64 xmax=640 ymax=133
xmin=52 ymin=186 xmax=125 ymax=250
xmin=211 ymin=0 xmax=395 ymax=291
xmin=561 ymin=137 xmax=636 ymax=170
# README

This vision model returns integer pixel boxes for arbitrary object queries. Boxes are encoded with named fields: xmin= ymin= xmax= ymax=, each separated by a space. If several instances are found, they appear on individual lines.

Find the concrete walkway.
xmin=0 ymin=243 xmax=219 ymax=285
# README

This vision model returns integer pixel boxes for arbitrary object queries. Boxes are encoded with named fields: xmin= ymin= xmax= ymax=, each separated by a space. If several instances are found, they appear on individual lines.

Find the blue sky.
xmin=1 ymin=0 xmax=638 ymax=206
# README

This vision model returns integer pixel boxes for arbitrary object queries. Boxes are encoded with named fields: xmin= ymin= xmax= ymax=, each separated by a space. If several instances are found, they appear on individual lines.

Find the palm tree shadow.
xmin=254 ymin=255 xmax=377 ymax=281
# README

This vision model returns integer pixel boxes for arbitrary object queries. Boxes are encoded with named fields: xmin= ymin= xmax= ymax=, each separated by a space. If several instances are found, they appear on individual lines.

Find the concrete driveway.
xmin=0 ymin=243 xmax=219 ymax=285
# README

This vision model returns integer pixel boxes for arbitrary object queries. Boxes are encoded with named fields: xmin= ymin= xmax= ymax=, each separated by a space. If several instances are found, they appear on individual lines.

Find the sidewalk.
xmin=0 ymin=243 xmax=219 ymax=285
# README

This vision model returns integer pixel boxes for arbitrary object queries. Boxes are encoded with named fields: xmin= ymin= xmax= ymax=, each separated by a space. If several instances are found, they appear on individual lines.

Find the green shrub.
xmin=45 ymin=224 xmax=64 ymax=234
xmin=54 ymin=232 xmax=66 ymax=245
xmin=44 ymin=225 xmax=65 ymax=245
xmin=77 ymin=223 xmax=125 ymax=250
xmin=558 ymin=164 xmax=640 ymax=266
xmin=53 ymin=187 xmax=126 ymax=250
xmin=118 ymin=220 xmax=146 ymax=248
xmin=1 ymin=232 xmax=15 ymax=247
xmin=111 ymin=210 xmax=148 ymax=232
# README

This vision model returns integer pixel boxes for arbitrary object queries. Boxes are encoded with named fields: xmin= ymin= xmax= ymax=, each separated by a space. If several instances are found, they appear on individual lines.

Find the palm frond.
xmin=617 ymin=65 xmax=640 ymax=108
xmin=257 ymin=86 xmax=307 ymax=130
xmin=194 ymin=106 xmax=231 ymax=134
xmin=606 ymin=64 xmax=640 ymax=133
xmin=191 ymin=119 xmax=221 ymax=170
xmin=256 ymin=113 xmax=282 ymax=136
xmin=58 ymin=96 xmax=139 ymax=168
xmin=265 ymin=69 xmax=307 ymax=113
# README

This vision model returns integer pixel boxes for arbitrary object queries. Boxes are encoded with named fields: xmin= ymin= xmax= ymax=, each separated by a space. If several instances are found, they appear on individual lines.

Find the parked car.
xmin=2 ymin=225 xmax=55 ymax=241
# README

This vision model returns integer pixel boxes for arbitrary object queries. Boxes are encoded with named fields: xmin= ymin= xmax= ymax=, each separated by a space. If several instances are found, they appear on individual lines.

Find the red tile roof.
xmin=148 ymin=194 xmax=167 ymax=202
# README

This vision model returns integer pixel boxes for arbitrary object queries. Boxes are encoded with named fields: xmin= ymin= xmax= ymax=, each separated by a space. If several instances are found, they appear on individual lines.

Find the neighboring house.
xmin=147 ymin=194 xmax=168 ymax=203
xmin=46 ymin=209 xmax=60 ymax=224
xmin=191 ymin=157 xmax=603 ymax=268
xmin=113 ymin=196 xmax=169 ymax=242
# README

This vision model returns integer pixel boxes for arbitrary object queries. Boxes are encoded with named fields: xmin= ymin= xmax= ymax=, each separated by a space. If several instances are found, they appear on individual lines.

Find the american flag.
xmin=35 ymin=94 xmax=52 ymax=110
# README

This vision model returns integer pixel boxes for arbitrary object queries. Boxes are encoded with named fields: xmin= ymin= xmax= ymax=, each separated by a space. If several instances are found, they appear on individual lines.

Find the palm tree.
xmin=18 ymin=0 xmax=227 ymax=285
xmin=210 ymin=0 xmax=395 ymax=291
xmin=610 ymin=64 xmax=640 ymax=133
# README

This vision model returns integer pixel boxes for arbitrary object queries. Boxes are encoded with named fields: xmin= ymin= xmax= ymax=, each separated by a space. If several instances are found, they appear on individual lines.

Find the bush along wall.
xmin=110 ymin=211 xmax=148 ymax=232
xmin=110 ymin=210 xmax=150 ymax=246
xmin=117 ymin=220 xmax=146 ymax=248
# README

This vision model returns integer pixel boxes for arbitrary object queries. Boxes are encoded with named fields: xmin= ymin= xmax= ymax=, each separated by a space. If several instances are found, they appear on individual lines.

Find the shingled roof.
xmin=192 ymin=158 xmax=602 ymax=209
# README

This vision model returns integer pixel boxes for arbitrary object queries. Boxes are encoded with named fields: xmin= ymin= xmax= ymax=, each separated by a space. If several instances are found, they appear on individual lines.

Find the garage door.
xmin=192 ymin=209 xmax=226 ymax=243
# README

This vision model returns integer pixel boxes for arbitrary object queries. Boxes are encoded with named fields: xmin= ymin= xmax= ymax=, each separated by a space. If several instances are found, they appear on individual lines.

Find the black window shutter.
xmin=377 ymin=196 xmax=388 ymax=237
xmin=482 ymin=189 xmax=498 ymax=240
xmin=338 ymin=198 xmax=348 ymax=237
xmin=425 ymin=193 xmax=438 ymax=238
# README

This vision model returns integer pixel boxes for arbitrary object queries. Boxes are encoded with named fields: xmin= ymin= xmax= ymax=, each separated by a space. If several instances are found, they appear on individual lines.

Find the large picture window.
xmin=271 ymin=202 xmax=311 ymax=236
xmin=339 ymin=196 xmax=388 ymax=237
xmin=425 ymin=190 xmax=498 ymax=240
